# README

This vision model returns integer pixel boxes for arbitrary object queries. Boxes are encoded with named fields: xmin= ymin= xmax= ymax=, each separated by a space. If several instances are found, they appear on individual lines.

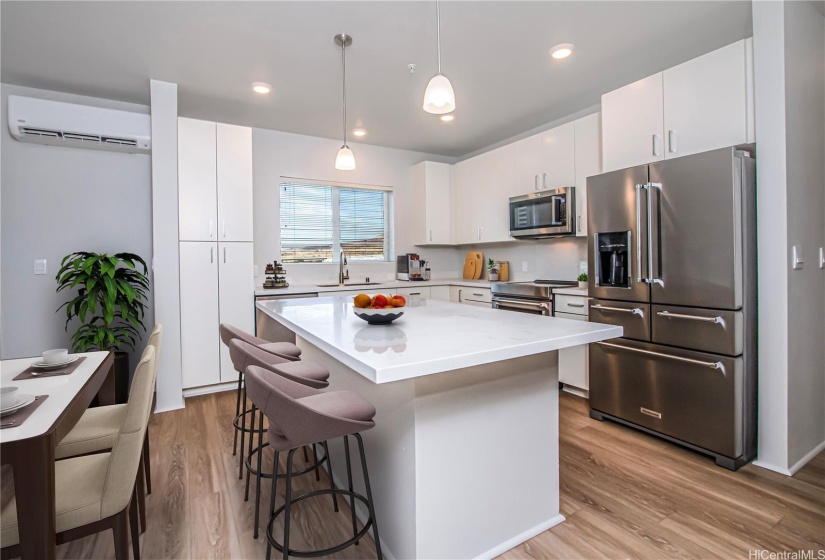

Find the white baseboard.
xmin=474 ymin=514 xmax=566 ymax=559
xmin=561 ymin=385 xmax=589 ymax=399
xmin=182 ymin=381 xmax=237 ymax=399
xmin=789 ymin=439 xmax=825 ymax=475
xmin=153 ymin=401 xmax=185 ymax=414
xmin=752 ymin=460 xmax=792 ymax=476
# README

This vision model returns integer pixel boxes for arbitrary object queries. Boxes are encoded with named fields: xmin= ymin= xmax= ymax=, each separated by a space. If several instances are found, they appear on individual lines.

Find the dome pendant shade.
xmin=423 ymin=74 xmax=456 ymax=114
xmin=335 ymin=145 xmax=356 ymax=170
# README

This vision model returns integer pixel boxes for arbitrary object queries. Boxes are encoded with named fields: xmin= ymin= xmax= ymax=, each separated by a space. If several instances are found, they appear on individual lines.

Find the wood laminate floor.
xmin=53 ymin=391 xmax=823 ymax=560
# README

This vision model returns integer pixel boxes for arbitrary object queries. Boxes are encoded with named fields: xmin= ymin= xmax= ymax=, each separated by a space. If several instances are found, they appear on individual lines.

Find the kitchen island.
xmin=256 ymin=295 xmax=622 ymax=559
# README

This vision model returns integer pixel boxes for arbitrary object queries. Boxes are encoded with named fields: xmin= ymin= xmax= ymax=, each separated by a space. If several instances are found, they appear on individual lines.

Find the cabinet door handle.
xmin=652 ymin=134 xmax=661 ymax=157
xmin=409 ymin=292 xmax=421 ymax=296
xmin=543 ymin=173 xmax=548 ymax=190
xmin=209 ymin=219 xmax=214 ymax=238
xmin=577 ymin=215 xmax=582 ymax=232
xmin=534 ymin=175 xmax=539 ymax=191
xmin=566 ymin=302 xmax=585 ymax=308
xmin=210 ymin=247 xmax=214 ymax=263
xmin=222 ymin=220 xmax=227 ymax=238
xmin=429 ymin=229 xmax=433 ymax=242
xmin=473 ymin=292 xmax=485 ymax=297
xmin=668 ymin=130 xmax=677 ymax=153
xmin=223 ymin=247 xmax=227 ymax=263
xmin=477 ymin=227 xmax=481 ymax=240
xmin=479 ymin=226 xmax=483 ymax=240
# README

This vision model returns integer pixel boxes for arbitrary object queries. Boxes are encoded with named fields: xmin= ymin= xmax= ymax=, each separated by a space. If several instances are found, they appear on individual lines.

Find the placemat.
xmin=0 ymin=395 xmax=49 ymax=429
xmin=13 ymin=356 xmax=87 ymax=380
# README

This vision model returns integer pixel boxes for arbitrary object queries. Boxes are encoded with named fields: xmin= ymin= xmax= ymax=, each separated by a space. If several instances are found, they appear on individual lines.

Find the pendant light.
xmin=334 ymin=34 xmax=356 ymax=171
xmin=422 ymin=0 xmax=455 ymax=114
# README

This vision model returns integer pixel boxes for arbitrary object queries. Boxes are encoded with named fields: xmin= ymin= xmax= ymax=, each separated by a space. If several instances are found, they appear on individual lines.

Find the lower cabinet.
xmin=457 ymin=287 xmax=492 ymax=307
xmin=430 ymin=285 xmax=451 ymax=302
xmin=180 ymin=241 xmax=254 ymax=389
xmin=396 ymin=286 xmax=431 ymax=302
xmin=554 ymin=294 xmax=590 ymax=392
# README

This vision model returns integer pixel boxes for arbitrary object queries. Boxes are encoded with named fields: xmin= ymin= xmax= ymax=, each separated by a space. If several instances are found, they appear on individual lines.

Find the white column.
xmin=150 ymin=80 xmax=184 ymax=412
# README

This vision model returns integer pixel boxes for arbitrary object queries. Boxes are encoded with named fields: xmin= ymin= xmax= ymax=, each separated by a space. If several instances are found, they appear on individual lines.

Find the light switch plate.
xmin=792 ymin=246 xmax=804 ymax=270
xmin=579 ymin=260 xmax=588 ymax=274
xmin=521 ymin=261 xmax=529 ymax=272
xmin=34 ymin=259 xmax=47 ymax=275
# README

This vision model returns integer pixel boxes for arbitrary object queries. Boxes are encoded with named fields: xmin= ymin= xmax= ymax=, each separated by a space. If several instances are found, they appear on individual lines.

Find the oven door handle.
xmin=493 ymin=298 xmax=550 ymax=313
xmin=595 ymin=341 xmax=725 ymax=373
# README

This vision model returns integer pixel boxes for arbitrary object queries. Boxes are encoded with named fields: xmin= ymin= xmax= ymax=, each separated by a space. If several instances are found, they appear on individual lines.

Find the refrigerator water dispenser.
xmin=596 ymin=231 xmax=630 ymax=288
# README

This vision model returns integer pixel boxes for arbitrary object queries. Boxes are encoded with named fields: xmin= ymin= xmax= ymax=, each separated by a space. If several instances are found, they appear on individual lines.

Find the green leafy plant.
xmin=56 ymin=252 xmax=149 ymax=352
xmin=487 ymin=258 xmax=498 ymax=273
xmin=577 ymin=273 xmax=588 ymax=282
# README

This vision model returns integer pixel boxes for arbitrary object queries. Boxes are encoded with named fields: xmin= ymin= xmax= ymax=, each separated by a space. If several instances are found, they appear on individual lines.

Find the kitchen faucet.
xmin=339 ymin=249 xmax=349 ymax=285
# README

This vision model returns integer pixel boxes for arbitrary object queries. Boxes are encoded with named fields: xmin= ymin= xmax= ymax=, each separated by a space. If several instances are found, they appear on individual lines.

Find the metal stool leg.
xmin=245 ymin=404 xmax=257 ymax=501
xmin=143 ymin=431 xmax=152 ymax=494
xmin=312 ymin=443 xmax=320 ymax=481
xmin=321 ymin=440 xmax=339 ymax=512
xmin=233 ymin=370 xmax=242 ymax=456
xmin=282 ymin=448 xmax=296 ymax=560
xmin=239 ymin=384 xmax=247 ymax=479
xmin=302 ymin=445 xmax=309 ymax=463
xmin=254 ymin=410 xmax=265 ymax=538
xmin=137 ymin=460 xmax=147 ymax=533
xmin=355 ymin=433 xmax=382 ymax=560
xmin=344 ymin=435 xmax=358 ymax=545
xmin=265 ymin=449 xmax=279 ymax=560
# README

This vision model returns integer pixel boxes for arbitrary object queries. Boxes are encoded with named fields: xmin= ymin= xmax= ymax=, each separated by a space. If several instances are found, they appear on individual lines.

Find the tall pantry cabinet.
xmin=178 ymin=118 xmax=255 ymax=389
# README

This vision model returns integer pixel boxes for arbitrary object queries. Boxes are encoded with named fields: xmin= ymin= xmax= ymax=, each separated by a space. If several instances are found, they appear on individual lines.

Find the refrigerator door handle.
xmin=635 ymin=184 xmax=648 ymax=283
xmin=656 ymin=310 xmax=725 ymax=325
xmin=591 ymin=304 xmax=643 ymax=316
xmin=648 ymin=183 xmax=663 ymax=286
xmin=595 ymin=341 xmax=725 ymax=373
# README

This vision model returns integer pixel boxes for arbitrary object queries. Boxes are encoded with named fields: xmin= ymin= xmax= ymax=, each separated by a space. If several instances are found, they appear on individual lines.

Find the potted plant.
xmin=488 ymin=258 xmax=500 ymax=282
xmin=56 ymin=252 xmax=149 ymax=402
xmin=577 ymin=273 xmax=588 ymax=289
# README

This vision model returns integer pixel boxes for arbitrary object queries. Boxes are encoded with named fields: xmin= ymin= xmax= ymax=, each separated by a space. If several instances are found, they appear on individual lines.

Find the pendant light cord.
xmin=341 ymin=40 xmax=348 ymax=147
xmin=436 ymin=0 xmax=442 ymax=74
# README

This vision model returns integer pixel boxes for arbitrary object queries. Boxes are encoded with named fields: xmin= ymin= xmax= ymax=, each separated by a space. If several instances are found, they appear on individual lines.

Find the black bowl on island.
xmin=352 ymin=307 xmax=405 ymax=325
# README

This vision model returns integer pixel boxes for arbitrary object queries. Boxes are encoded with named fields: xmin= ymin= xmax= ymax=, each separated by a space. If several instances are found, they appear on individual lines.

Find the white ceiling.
xmin=0 ymin=1 xmax=752 ymax=157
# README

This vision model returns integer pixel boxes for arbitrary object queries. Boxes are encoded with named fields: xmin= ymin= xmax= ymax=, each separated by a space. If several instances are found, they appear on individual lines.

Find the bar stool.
xmin=219 ymin=324 xmax=302 ymax=478
xmin=244 ymin=364 xmax=383 ymax=560
xmin=228 ymin=338 xmax=334 ymax=538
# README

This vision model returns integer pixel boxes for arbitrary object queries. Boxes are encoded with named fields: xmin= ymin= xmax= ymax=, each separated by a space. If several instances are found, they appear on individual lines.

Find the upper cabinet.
xmin=601 ymin=73 xmax=665 ymax=172
xmin=541 ymin=122 xmax=576 ymax=191
xmin=411 ymin=161 xmax=453 ymax=245
xmin=602 ymin=39 xmax=754 ymax=172
xmin=511 ymin=134 xmax=542 ymax=194
xmin=573 ymin=112 xmax=602 ymax=238
xmin=178 ymin=118 xmax=253 ymax=242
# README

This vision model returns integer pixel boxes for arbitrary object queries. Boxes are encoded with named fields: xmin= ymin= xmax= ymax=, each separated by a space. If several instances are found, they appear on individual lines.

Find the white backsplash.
xmin=451 ymin=237 xmax=587 ymax=282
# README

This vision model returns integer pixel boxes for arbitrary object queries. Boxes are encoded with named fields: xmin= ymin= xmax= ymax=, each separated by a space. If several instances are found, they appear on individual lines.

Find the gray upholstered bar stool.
xmin=219 ymin=323 xmax=302 ymax=477
xmin=228 ymin=338 xmax=334 ymax=538
xmin=245 ymin=364 xmax=383 ymax=560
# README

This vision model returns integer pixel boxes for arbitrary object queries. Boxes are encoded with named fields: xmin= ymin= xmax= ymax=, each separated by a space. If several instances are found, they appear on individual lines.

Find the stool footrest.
xmin=244 ymin=442 xmax=326 ymax=479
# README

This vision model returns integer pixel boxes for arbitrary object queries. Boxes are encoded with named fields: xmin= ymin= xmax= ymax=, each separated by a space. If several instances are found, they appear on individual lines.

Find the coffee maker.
xmin=396 ymin=253 xmax=422 ymax=280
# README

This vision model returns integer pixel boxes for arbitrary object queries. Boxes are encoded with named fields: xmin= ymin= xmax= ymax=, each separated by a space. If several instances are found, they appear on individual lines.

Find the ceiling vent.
xmin=8 ymin=95 xmax=151 ymax=154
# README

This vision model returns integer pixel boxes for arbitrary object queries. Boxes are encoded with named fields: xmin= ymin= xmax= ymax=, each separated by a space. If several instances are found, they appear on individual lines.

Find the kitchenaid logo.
xmin=640 ymin=407 xmax=662 ymax=419
xmin=749 ymin=550 xmax=825 ymax=560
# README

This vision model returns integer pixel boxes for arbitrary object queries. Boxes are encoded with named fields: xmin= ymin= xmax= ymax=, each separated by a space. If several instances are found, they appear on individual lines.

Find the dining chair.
xmin=53 ymin=324 xmax=162 ymax=534
xmin=1 ymin=345 xmax=157 ymax=560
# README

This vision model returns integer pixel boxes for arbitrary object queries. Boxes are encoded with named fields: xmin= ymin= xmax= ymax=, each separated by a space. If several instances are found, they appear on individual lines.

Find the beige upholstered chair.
xmin=54 ymin=324 xmax=162 ymax=532
xmin=1 ymin=345 xmax=157 ymax=560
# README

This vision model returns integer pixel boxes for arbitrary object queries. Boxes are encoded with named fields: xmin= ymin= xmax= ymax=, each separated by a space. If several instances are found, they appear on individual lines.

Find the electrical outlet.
xmin=579 ymin=260 xmax=588 ymax=274
xmin=521 ymin=261 xmax=529 ymax=272
xmin=34 ymin=259 xmax=47 ymax=275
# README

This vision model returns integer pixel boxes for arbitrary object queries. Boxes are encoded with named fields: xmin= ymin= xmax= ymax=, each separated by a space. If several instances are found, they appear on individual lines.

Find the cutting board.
xmin=463 ymin=251 xmax=483 ymax=280
xmin=498 ymin=261 xmax=510 ymax=282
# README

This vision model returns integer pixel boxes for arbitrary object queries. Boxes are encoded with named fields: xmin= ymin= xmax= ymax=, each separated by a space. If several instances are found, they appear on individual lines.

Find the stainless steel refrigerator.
xmin=586 ymin=145 xmax=756 ymax=470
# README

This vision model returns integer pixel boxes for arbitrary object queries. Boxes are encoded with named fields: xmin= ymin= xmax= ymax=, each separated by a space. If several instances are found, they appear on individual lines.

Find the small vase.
xmin=489 ymin=272 xmax=499 ymax=281
xmin=578 ymin=281 xmax=587 ymax=288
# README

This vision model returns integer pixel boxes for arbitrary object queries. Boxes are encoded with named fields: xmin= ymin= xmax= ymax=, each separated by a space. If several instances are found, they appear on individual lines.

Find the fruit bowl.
xmin=352 ymin=306 xmax=405 ymax=325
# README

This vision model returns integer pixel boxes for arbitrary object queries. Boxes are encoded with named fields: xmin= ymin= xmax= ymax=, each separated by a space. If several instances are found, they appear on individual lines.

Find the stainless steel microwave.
xmin=509 ymin=187 xmax=575 ymax=238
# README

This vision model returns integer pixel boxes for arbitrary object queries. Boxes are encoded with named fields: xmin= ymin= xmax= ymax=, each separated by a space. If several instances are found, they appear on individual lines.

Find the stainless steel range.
xmin=491 ymin=280 xmax=578 ymax=316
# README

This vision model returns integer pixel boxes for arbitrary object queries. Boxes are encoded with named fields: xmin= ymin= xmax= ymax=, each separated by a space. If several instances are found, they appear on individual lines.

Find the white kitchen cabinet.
xmin=476 ymin=147 xmax=513 ymax=243
xmin=178 ymin=118 xmax=217 ymax=241
xmin=459 ymin=287 xmax=492 ymax=306
xmin=541 ymin=122 xmax=575 ymax=190
xmin=217 ymin=242 xmax=254 ymax=383
xmin=573 ymin=113 xmax=601 ymax=238
xmin=430 ymin=285 xmax=451 ymax=302
xmin=411 ymin=161 xmax=452 ymax=245
xmin=452 ymin=159 xmax=479 ymax=245
xmin=511 ymin=134 xmax=543 ymax=194
xmin=397 ymin=286 xmax=431 ymax=305
xmin=216 ymin=124 xmax=254 ymax=242
xmin=554 ymin=293 xmax=589 ymax=392
xmin=662 ymin=40 xmax=748 ymax=160
xmin=179 ymin=242 xmax=220 ymax=388
xmin=601 ymin=73 xmax=665 ymax=173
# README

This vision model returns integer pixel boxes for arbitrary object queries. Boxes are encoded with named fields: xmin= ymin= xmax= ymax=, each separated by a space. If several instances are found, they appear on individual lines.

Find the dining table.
xmin=0 ymin=351 xmax=115 ymax=560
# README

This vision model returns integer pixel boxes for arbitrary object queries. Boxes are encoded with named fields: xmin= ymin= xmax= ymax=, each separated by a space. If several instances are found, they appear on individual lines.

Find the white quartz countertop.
xmin=255 ymin=278 xmax=491 ymax=297
xmin=256 ymin=295 xmax=622 ymax=383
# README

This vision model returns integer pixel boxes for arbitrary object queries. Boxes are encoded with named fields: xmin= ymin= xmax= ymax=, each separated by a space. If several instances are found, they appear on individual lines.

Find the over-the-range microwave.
xmin=509 ymin=187 xmax=575 ymax=239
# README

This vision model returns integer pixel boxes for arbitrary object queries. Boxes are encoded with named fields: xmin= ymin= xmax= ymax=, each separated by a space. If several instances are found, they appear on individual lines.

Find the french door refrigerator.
xmin=586 ymin=145 xmax=756 ymax=470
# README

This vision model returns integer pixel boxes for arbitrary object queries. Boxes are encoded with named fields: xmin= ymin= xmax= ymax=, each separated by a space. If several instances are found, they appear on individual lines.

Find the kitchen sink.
xmin=315 ymin=282 xmax=383 ymax=288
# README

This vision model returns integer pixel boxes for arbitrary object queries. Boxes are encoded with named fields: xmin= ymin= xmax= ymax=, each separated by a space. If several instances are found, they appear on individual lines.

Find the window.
xmin=279 ymin=179 xmax=392 ymax=263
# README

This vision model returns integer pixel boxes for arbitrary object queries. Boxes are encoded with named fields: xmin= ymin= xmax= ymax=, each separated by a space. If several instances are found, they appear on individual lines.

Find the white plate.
xmin=0 ymin=394 xmax=35 ymax=416
xmin=30 ymin=356 xmax=79 ymax=369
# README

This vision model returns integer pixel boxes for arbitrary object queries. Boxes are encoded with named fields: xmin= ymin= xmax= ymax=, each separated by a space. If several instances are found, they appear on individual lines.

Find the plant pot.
xmin=489 ymin=273 xmax=499 ymax=281
xmin=578 ymin=281 xmax=587 ymax=288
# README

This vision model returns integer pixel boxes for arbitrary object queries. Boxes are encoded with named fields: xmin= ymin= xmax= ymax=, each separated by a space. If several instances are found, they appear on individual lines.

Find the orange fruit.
xmin=353 ymin=294 xmax=371 ymax=309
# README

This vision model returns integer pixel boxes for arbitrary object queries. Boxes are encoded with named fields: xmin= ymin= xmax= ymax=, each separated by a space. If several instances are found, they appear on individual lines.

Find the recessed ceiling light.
xmin=352 ymin=128 xmax=367 ymax=137
xmin=550 ymin=43 xmax=575 ymax=59
xmin=440 ymin=114 xmax=455 ymax=122
xmin=251 ymin=82 xmax=272 ymax=94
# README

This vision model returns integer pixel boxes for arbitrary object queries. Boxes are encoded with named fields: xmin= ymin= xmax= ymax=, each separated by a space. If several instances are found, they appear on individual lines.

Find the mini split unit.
xmin=8 ymin=95 xmax=151 ymax=154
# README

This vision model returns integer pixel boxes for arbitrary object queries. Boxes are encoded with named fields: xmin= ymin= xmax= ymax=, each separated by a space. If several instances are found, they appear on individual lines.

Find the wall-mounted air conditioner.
xmin=8 ymin=95 xmax=151 ymax=154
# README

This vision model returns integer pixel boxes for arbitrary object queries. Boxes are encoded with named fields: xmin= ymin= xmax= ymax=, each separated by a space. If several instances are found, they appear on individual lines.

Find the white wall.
xmin=251 ymin=128 xmax=461 ymax=285
xmin=460 ymin=239 xmax=587 ymax=282
xmin=0 ymin=83 xmax=155 ymax=371
xmin=752 ymin=0 xmax=825 ymax=474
